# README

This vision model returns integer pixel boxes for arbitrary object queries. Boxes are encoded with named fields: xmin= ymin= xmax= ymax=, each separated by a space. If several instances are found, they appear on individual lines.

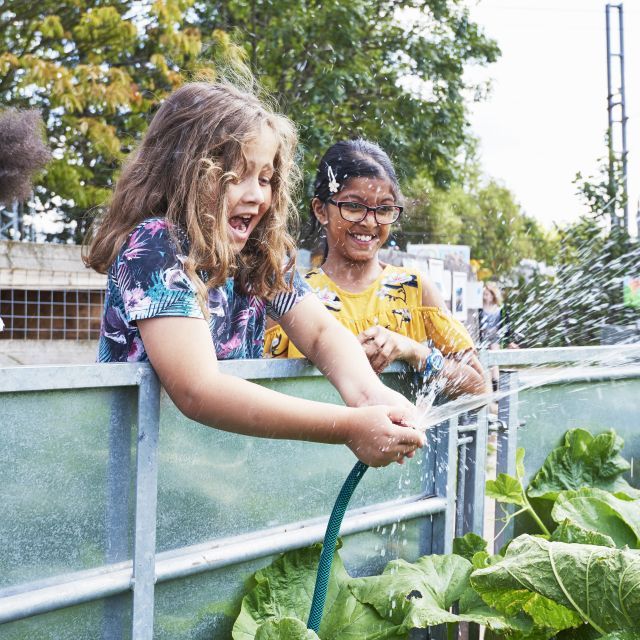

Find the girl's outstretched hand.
xmin=344 ymin=405 xmax=425 ymax=467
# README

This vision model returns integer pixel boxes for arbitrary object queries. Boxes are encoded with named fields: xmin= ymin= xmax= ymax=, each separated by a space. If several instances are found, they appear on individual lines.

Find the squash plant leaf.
xmin=452 ymin=532 xmax=488 ymax=562
xmin=255 ymin=618 xmax=320 ymax=640
xmin=349 ymin=553 xmax=525 ymax=634
xmin=232 ymin=542 xmax=402 ymax=640
xmin=550 ymin=519 xmax=616 ymax=548
xmin=527 ymin=429 xmax=640 ymax=501
xmin=551 ymin=488 xmax=640 ymax=548
xmin=486 ymin=473 xmax=526 ymax=506
xmin=471 ymin=534 xmax=640 ymax=634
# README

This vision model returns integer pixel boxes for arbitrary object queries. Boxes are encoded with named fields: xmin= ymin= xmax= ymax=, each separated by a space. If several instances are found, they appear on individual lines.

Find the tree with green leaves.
xmin=1 ymin=0 xmax=500 ymax=243
xmin=196 ymin=0 xmax=500 ymax=192
xmin=0 ymin=0 xmax=244 ymax=241
xmin=398 ymin=171 xmax=557 ymax=278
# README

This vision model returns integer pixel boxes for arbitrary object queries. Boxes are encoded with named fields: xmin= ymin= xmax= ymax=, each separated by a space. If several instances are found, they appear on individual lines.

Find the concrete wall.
xmin=0 ymin=339 xmax=98 ymax=366
xmin=0 ymin=240 xmax=106 ymax=290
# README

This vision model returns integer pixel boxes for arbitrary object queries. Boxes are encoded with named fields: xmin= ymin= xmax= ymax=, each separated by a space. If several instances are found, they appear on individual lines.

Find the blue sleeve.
xmin=266 ymin=268 xmax=311 ymax=320
xmin=113 ymin=219 xmax=204 ymax=323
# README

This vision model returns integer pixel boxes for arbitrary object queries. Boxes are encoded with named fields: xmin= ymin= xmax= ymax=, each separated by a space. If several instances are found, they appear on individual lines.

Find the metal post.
xmin=431 ymin=417 xmax=458 ymax=555
xmin=605 ymin=3 xmax=629 ymax=230
xmin=131 ymin=369 xmax=160 ymax=639
xmin=494 ymin=370 xmax=519 ymax=551
xmin=460 ymin=408 xmax=488 ymax=537
xmin=618 ymin=3 xmax=629 ymax=230
xmin=102 ymin=389 xmax=135 ymax=640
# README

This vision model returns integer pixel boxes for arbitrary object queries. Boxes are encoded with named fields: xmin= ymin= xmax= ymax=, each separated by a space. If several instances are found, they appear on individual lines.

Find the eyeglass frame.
xmin=326 ymin=198 xmax=403 ymax=225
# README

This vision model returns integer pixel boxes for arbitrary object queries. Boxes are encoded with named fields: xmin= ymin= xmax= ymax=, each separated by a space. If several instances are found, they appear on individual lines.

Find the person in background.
xmin=479 ymin=282 xmax=518 ymax=391
xmin=84 ymin=82 xmax=425 ymax=468
xmin=264 ymin=139 xmax=488 ymax=399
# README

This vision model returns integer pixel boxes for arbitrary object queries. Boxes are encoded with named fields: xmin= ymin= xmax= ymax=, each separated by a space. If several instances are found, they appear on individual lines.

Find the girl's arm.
xmin=138 ymin=316 xmax=424 ymax=467
xmin=276 ymin=294 xmax=415 ymax=409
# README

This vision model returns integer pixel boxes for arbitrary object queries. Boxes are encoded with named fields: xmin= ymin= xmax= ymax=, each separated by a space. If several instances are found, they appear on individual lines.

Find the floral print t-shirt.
xmin=98 ymin=218 xmax=310 ymax=362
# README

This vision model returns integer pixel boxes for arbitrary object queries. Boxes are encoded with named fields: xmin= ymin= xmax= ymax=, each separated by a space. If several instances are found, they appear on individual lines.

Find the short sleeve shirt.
xmin=97 ymin=218 xmax=310 ymax=362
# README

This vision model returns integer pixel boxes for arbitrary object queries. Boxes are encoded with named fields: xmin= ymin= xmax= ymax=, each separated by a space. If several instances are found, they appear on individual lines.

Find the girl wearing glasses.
xmin=265 ymin=139 xmax=487 ymax=397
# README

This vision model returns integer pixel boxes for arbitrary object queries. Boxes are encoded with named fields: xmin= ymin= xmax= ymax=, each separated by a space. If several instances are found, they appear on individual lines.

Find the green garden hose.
xmin=306 ymin=348 xmax=444 ymax=633
xmin=306 ymin=460 xmax=369 ymax=632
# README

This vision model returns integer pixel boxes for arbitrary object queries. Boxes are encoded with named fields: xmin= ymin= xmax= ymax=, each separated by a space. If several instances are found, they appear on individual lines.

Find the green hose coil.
xmin=306 ymin=460 xmax=369 ymax=632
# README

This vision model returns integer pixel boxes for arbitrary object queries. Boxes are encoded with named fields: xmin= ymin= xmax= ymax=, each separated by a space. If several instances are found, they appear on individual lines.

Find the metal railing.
xmin=1 ymin=345 xmax=640 ymax=638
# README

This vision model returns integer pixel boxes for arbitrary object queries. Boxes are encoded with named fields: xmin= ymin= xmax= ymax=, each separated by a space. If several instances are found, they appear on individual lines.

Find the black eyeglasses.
xmin=327 ymin=199 xmax=403 ymax=225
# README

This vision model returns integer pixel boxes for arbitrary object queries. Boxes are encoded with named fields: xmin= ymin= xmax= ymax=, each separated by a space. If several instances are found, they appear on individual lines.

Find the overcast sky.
xmin=464 ymin=0 xmax=639 ymax=233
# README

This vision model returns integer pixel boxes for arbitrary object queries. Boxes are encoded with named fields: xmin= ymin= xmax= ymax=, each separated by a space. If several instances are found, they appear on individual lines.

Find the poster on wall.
xmin=427 ymin=259 xmax=446 ymax=297
xmin=452 ymin=271 xmax=467 ymax=320
xmin=623 ymin=276 xmax=640 ymax=309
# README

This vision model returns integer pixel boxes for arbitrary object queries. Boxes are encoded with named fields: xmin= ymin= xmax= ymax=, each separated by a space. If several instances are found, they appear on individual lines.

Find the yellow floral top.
xmin=264 ymin=265 xmax=475 ymax=358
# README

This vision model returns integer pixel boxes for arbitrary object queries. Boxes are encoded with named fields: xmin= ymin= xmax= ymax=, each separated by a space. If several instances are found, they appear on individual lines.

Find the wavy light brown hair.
xmin=84 ymin=81 xmax=299 ymax=306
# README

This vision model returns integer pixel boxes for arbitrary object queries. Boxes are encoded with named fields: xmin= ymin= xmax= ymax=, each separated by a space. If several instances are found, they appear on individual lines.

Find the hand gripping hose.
xmin=306 ymin=460 xmax=368 ymax=632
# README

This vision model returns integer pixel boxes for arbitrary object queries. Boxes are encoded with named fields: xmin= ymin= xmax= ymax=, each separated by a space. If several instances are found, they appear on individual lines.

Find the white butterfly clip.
xmin=327 ymin=166 xmax=339 ymax=194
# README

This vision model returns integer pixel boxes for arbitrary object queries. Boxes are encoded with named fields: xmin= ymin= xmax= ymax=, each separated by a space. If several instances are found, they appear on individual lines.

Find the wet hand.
xmin=344 ymin=405 xmax=426 ymax=468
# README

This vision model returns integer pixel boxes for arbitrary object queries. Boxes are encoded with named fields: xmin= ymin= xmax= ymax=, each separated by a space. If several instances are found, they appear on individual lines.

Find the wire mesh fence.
xmin=0 ymin=288 xmax=104 ymax=340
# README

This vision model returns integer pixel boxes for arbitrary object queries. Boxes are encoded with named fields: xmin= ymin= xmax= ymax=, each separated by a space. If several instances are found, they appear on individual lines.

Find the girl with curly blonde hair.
xmin=85 ymin=82 xmax=424 ymax=467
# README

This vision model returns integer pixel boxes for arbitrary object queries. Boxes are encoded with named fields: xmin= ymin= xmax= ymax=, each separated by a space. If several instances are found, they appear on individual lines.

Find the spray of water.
xmin=415 ymin=343 xmax=640 ymax=434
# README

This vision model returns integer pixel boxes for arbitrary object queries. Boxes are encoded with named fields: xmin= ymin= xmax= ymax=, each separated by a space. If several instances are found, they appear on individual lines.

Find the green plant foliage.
xmin=232 ymin=543 xmax=402 ymax=640
xmin=233 ymin=429 xmax=640 ymax=640
xmin=486 ymin=473 xmax=527 ymax=506
xmin=195 ymin=0 xmax=500 ymax=194
xmin=255 ymin=618 xmax=320 ymax=640
xmin=400 ymin=173 xmax=556 ymax=278
xmin=550 ymin=520 xmax=616 ymax=548
xmin=2 ymin=0 xmax=500 ymax=244
xmin=527 ymin=429 xmax=640 ymax=502
xmin=349 ymin=553 xmax=524 ymax=634
xmin=233 ymin=542 xmax=524 ymax=639
xmin=452 ymin=532 xmax=487 ymax=562
xmin=470 ymin=535 xmax=640 ymax=635
xmin=551 ymin=488 xmax=640 ymax=548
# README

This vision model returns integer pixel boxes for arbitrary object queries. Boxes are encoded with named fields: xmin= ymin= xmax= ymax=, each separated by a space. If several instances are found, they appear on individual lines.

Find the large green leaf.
xmin=232 ymin=543 xmax=402 ymax=640
xmin=471 ymin=535 xmax=640 ymax=634
xmin=255 ymin=618 xmax=320 ymax=640
xmin=527 ymin=429 xmax=639 ymax=501
xmin=349 ymin=553 xmax=528 ymax=634
xmin=551 ymin=520 xmax=616 ymax=548
xmin=551 ymin=488 xmax=640 ymax=548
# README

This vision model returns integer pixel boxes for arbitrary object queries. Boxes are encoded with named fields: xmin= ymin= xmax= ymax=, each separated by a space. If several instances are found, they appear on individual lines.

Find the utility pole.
xmin=605 ymin=3 xmax=629 ymax=231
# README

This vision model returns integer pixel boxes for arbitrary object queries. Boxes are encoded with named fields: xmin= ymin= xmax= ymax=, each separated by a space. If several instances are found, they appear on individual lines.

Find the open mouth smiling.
xmin=349 ymin=231 xmax=377 ymax=243
xmin=229 ymin=215 xmax=253 ymax=233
